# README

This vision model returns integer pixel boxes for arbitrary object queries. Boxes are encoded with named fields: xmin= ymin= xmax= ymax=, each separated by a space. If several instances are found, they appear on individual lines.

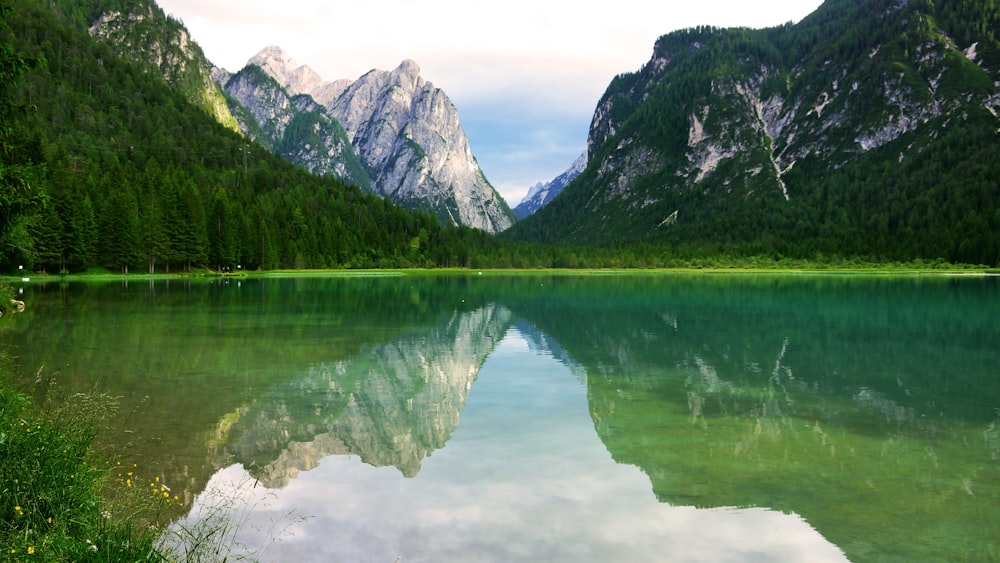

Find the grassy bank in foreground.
xmin=0 ymin=384 xmax=175 ymax=561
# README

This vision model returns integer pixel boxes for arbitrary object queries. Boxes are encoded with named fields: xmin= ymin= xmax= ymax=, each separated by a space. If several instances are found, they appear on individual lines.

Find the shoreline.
xmin=2 ymin=265 xmax=998 ymax=283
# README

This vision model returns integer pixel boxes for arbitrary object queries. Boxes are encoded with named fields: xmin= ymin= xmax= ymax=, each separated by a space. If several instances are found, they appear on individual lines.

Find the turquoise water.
xmin=5 ymin=274 xmax=998 ymax=561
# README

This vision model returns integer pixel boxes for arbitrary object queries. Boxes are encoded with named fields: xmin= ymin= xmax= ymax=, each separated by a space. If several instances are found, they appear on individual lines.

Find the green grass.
xmin=0 ymin=343 xmax=302 ymax=562
xmin=0 ymin=384 xmax=178 ymax=561
xmin=1 ymin=257 xmax=994 ymax=285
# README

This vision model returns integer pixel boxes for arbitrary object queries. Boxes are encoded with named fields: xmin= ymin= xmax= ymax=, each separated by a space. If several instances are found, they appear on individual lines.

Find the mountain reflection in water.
xmin=223 ymin=304 xmax=511 ymax=484
xmin=178 ymin=328 xmax=847 ymax=563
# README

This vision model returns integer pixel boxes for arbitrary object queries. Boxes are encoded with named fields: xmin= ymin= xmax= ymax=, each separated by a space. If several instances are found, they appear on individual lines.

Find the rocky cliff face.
xmin=218 ymin=64 xmax=370 ymax=189
xmin=514 ymin=151 xmax=587 ymax=218
xmin=232 ymin=47 xmax=516 ymax=233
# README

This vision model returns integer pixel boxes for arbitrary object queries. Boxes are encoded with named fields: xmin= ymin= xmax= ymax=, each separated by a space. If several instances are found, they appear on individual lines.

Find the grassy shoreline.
xmin=2 ymin=262 xmax=997 ymax=284
xmin=0 ymin=384 xmax=174 ymax=561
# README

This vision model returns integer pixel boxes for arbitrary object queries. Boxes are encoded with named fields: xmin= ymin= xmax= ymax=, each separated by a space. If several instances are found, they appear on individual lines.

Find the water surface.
xmin=5 ymin=274 xmax=998 ymax=561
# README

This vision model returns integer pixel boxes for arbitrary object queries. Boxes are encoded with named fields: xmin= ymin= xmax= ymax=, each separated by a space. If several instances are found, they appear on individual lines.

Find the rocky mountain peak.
xmin=392 ymin=59 xmax=423 ymax=87
xmin=247 ymin=45 xmax=324 ymax=96
xmin=87 ymin=5 xmax=239 ymax=132
xmin=326 ymin=59 xmax=515 ymax=232
xmin=225 ymin=47 xmax=515 ymax=233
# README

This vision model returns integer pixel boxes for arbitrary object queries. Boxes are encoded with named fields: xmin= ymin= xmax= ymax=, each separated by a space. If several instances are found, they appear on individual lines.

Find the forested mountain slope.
xmin=0 ymin=0 xmax=496 ymax=273
xmin=507 ymin=0 xmax=1000 ymax=265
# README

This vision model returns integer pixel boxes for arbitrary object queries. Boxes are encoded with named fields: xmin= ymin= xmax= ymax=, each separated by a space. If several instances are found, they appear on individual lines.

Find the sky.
xmin=155 ymin=0 xmax=824 ymax=206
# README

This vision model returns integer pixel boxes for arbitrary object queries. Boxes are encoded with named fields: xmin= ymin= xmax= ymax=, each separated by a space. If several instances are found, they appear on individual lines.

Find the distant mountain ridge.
xmin=223 ymin=46 xmax=516 ymax=234
xmin=514 ymin=152 xmax=586 ymax=219
xmin=507 ymin=0 xmax=1000 ymax=264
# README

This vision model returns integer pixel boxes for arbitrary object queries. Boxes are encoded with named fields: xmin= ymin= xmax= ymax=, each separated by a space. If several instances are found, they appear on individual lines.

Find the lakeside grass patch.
xmin=1 ymin=261 xmax=993 ymax=286
xmin=0 ymin=367 xmax=301 ymax=562
xmin=0 ymin=385 xmax=172 ymax=561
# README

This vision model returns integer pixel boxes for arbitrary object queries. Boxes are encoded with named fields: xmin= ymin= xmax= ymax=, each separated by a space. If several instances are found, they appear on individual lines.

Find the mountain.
xmin=507 ymin=0 xmax=1000 ymax=265
xmin=86 ymin=3 xmax=239 ymax=133
xmin=2 ymin=0 xmax=505 ymax=273
xmin=513 ymin=151 xmax=587 ymax=218
xmin=215 ymin=63 xmax=371 ymax=190
xmin=224 ymin=47 xmax=517 ymax=234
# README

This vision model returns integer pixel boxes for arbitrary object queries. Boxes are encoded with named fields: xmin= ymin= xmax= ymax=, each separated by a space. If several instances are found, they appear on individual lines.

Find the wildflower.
xmin=14 ymin=505 xmax=22 ymax=515
xmin=126 ymin=479 xmax=132 ymax=487
xmin=163 ymin=491 xmax=169 ymax=498
xmin=27 ymin=547 xmax=35 ymax=555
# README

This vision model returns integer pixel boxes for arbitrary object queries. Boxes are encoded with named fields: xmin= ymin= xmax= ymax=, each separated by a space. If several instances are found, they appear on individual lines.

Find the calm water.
xmin=3 ymin=274 xmax=998 ymax=561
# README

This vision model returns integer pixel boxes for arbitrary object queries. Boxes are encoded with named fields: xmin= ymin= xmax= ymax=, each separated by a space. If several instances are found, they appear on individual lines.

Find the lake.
xmin=3 ymin=273 xmax=998 ymax=561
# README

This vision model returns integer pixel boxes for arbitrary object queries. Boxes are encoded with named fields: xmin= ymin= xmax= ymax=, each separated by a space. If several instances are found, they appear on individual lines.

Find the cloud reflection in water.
xmin=179 ymin=329 xmax=846 ymax=562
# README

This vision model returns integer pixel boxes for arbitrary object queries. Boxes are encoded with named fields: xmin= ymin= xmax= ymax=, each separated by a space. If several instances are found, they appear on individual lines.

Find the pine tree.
xmin=0 ymin=1 xmax=46 ymax=258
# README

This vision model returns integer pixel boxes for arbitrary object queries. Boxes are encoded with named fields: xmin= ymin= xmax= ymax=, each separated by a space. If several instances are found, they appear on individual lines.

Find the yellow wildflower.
xmin=27 ymin=547 xmax=35 ymax=555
